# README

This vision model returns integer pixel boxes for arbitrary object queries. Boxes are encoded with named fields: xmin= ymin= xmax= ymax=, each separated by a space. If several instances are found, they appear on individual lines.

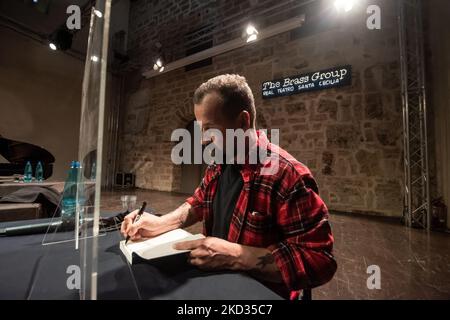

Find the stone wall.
xmin=127 ymin=0 xmax=321 ymax=71
xmin=425 ymin=0 xmax=450 ymax=228
xmin=118 ymin=0 xmax=404 ymax=217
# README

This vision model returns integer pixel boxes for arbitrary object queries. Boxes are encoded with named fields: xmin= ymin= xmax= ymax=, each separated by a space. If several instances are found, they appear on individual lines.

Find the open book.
xmin=119 ymin=229 xmax=205 ymax=264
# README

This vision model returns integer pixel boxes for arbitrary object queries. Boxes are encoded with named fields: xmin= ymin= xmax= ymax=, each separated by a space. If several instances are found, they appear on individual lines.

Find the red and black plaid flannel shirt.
xmin=186 ymin=130 xmax=337 ymax=299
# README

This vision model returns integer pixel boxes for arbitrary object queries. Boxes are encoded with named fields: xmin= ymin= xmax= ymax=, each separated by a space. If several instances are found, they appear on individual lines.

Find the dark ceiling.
xmin=0 ymin=0 xmax=93 ymax=57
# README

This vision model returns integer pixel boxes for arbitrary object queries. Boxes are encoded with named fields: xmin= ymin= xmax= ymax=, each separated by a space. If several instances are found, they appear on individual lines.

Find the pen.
xmin=125 ymin=201 xmax=147 ymax=244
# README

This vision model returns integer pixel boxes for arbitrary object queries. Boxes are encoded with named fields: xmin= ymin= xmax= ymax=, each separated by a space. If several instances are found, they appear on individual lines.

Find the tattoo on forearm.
xmin=256 ymin=253 xmax=275 ymax=269
xmin=178 ymin=203 xmax=189 ymax=227
xmin=179 ymin=203 xmax=198 ymax=228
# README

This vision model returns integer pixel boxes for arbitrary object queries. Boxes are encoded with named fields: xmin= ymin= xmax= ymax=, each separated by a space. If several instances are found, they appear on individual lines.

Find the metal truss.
xmin=398 ymin=0 xmax=431 ymax=229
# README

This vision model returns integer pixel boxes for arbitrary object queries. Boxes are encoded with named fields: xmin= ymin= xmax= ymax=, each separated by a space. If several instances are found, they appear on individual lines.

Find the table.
xmin=0 ymin=182 xmax=64 ymax=222
xmin=0 ymin=181 xmax=65 ymax=197
xmin=0 ymin=218 xmax=282 ymax=300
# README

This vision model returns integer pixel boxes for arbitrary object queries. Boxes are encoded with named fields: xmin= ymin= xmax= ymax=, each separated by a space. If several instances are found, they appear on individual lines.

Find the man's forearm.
xmin=161 ymin=202 xmax=200 ymax=230
xmin=236 ymin=245 xmax=283 ymax=284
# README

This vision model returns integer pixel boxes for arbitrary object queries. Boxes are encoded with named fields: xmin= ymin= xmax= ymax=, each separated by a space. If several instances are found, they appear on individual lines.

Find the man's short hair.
xmin=193 ymin=74 xmax=256 ymax=127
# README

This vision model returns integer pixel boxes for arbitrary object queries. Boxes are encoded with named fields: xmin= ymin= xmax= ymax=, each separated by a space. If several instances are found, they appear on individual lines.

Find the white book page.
xmin=120 ymin=229 xmax=205 ymax=262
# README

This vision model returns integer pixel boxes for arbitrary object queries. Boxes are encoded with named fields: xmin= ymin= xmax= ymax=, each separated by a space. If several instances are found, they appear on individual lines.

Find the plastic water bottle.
xmin=90 ymin=161 xmax=96 ymax=181
xmin=23 ymin=161 xmax=33 ymax=183
xmin=61 ymin=161 xmax=79 ymax=221
xmin=36 ymin=161 xmax=44 ymax=182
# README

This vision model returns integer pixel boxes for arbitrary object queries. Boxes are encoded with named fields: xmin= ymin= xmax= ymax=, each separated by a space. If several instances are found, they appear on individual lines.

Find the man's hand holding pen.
xmin=121 ymin=210 xmax=167 ymax=241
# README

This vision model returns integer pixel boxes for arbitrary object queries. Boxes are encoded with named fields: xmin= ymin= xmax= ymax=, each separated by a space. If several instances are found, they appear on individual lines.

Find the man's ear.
xmin=238 ymin=110 xmax=251 ymax=130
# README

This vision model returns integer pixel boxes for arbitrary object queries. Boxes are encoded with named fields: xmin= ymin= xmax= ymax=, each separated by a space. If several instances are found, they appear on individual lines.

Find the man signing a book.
xmin=121 ymin=74 xmax=337 ymax=299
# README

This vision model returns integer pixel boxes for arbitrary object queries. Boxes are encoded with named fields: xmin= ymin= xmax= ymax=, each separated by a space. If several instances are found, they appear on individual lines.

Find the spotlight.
xmin=94 ymin=9 xmax=103 ymax=18
xmin=245 ymin=24 xmax=258 ymax=43
xmin=91 ymin=55 xmax=99 ymax=62
xmin=334 ymin=0 xmax=354 ymax=12
xmin=49 ymin=27 xmax=73 ymax=51
xmin=246 ymin=24 xmax=257 ymax=36
xmin=152 ymin=57 xmax=165 ymax=72
xmin=246 ymin=34 xmax=258 ymax=43
xmin=49 ymin=43 xmax=57 ymax=50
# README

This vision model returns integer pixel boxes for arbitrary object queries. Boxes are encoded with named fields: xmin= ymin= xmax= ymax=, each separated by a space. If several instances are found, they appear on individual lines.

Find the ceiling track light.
xmin=94 ymin=8 xmax=103 ymax=18
xmin=334 ymin=0 xmax=355 ymax=12
xmin=246 ymin=34 xmax=258 ymax=43
xmin=48 ymin=27 xmax=73 ymax=51
xmin=245 ymin=23 xmax=259 ymax=43
xmin=153 ymin=57 xmax=165 ymax=71
xmin=246 ymin=24 xmax=258 ymax=36
xmin=143 ymin=15 xmax=305 ymax=78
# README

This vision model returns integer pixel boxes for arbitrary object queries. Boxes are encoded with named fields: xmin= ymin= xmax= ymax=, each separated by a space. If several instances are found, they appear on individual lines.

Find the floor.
xmin=101 ymin=188 xmax=450 ymax=300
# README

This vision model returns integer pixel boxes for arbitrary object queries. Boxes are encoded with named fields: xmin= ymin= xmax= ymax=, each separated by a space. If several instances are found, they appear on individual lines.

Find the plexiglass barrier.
xmin=27 ymin=0 xmax=139 ymax=300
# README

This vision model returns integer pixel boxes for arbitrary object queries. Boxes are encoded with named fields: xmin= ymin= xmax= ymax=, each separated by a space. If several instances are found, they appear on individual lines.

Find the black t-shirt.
xmin=212 ymin=164 xmax=244 ymax=239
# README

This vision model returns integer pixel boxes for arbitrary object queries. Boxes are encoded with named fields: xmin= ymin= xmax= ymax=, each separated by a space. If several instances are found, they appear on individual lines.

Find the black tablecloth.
xmin=0 ymin=218 xmax=282 ymax=300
